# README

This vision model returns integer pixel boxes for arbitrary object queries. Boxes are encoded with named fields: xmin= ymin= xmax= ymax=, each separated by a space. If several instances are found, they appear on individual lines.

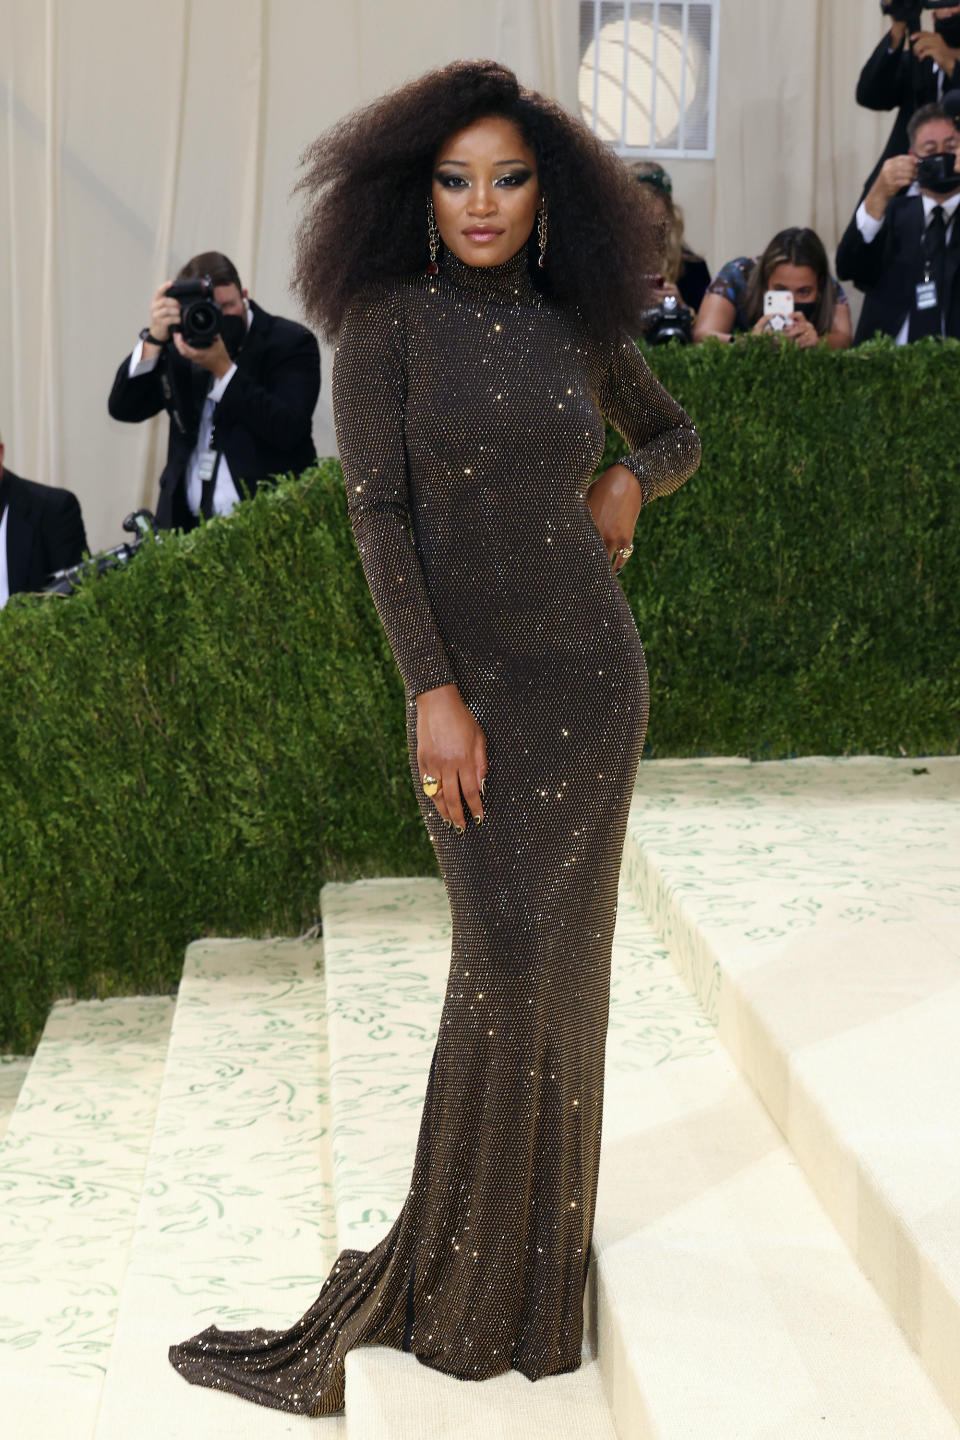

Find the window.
xmin=578 ymin=1 xmax=720 ymax=159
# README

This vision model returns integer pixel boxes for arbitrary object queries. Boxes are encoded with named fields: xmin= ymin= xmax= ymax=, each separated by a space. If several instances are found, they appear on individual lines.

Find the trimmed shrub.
xmin=0 ymin=463 xmax=429 ymax=1051
xmin=0 ymin=337 xmax=957 ymax=1049
xmin=609 ymin=334 xmax=960 ymax=757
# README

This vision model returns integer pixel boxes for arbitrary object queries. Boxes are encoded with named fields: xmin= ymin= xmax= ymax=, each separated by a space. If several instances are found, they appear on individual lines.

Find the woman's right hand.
xmin=752 ymin=313 xmax=776 ymax=336
xmin=416 ymin=684 xmax=486 ymax=831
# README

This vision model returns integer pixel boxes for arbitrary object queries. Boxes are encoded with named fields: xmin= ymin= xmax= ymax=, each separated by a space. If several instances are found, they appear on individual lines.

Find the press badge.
xmin=197 ymin=449 xmax=218 ymax=481
xmin=915 ymin=280 xmax=938 ymax=311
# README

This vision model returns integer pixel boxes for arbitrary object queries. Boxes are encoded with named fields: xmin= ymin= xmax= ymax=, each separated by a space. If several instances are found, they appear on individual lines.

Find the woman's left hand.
xmin=587 ymin=463 xmax=643 ymax=573
xmin=784 ymin=313 xmax=819 ymax=349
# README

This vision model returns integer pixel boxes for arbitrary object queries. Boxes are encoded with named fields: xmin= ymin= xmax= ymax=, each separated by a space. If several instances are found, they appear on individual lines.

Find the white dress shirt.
xmin=0 ymin=505 xmax=9 ymax=608
xmin=128 ymin=300 xmax=253 ymax=517
xmin=855 ymin=185 xmax=960 ymax=343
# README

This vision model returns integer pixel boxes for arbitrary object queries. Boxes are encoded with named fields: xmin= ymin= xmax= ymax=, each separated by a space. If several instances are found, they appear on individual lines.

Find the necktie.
xmin=926 ymin=204 xmax=947 ymax=271
xmin=910 ymin=205 xmax=947 ymax=341
xmin=199 ymin=381 xmax=220 ymax=519
xmin=200 ymin=451 xmax=220 ymax=520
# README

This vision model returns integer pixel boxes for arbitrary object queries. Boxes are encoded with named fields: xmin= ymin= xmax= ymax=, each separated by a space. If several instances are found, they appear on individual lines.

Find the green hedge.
xmin=1 ymin=336 xmax=958 ymax=1051
xmin=608 ymin=334 xmax=960 ymax=757
xmin=0 ymin=464 xmax=433 ymax=1052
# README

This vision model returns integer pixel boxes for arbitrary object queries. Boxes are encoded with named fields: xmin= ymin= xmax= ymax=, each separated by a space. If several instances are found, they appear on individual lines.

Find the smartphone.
xmin=764 ymin=290 xmax=794 ymax=331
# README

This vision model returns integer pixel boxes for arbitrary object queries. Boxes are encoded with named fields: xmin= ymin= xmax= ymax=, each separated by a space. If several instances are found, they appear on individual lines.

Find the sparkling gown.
xmin=169 ymin=248 xmax=701 ymax=1415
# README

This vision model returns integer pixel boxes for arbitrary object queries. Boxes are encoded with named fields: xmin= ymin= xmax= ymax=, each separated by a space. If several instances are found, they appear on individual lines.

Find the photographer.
xmin=837 ymin=101 xmax=960 ymax=341
xmin=108 ymin=252 xmax=320 ymax=530
xmin=693 ymin=228 xmax=852 ymax=349
xmin=631 ymin=161 xmax=711 ymax=324
xmin=858 ymin=2 xmax=960 ymax=189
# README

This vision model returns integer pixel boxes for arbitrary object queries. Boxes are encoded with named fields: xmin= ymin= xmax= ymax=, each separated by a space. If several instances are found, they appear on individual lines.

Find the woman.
xmin=694 ymin=226 xmax=852 ymax=350
xmin=631 ymin=160 xmax=711 ymax=314
xmin=169 ymin=60 xmax=700 ymax=1417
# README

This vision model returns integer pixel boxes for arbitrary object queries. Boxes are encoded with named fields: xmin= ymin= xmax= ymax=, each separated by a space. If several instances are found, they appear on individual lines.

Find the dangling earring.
xmin=426 ymin=197 xmax=440 ymax=276
xmin=537 ymin=200 xmax=548 ymax=269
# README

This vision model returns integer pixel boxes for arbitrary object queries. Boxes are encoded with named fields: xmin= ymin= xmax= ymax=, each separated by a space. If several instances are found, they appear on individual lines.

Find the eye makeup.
xmin=434 ymin=167 xmax=534 ymax=188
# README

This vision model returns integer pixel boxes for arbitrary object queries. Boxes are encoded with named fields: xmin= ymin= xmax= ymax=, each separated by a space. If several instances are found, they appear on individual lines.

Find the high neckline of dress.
xmin=440 ymin=246 xmax=538 ymax=303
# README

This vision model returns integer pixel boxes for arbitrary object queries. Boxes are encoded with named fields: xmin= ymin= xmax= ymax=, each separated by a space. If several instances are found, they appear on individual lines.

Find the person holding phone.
xmin=693 ymin=227 xmax=852 ymax=349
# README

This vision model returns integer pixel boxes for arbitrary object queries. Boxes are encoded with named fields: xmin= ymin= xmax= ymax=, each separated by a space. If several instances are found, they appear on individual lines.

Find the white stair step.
xmin=323 ymin=878 xmax=956 ymax=1437
xmin=322 ymin=878 xmax=448 ymax=1250
xmin=622 ymin=755 xmax=960 ymax=1427
xmin=0 ymin=1057 xmax=30 ymax=1144
xmin=599 ymin=896 xmax=957 ymax=1439
xmin=345 ymin=1345 xmax=616 ymax=1439
xmin=0 ymin=997 xmax=173 ymax=1438
xmin=92 ymin=938 xmax=344 ymax=1440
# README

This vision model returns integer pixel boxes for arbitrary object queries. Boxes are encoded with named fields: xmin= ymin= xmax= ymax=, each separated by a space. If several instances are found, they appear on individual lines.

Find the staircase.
xmin=0 ymin=756 xmax=957 ymax=1438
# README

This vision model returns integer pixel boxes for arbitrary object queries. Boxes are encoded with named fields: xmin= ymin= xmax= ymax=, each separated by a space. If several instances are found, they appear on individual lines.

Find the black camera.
xmin=917 ymin=149 xmax=958 ymax=187
xmin=45 ymin=511 xmax=157 ymax=596
xmin=644 ymin=294 xmax=693 ymax=346
xmin=165 ymin=275 xmax=221 ymax=348
xmin=881 ymin=0 xmax=956 ymax=29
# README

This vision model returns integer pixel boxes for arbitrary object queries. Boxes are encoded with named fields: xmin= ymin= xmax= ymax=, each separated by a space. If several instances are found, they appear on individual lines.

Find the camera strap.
xmin=158 ymin=360 xmax=189 ymax=437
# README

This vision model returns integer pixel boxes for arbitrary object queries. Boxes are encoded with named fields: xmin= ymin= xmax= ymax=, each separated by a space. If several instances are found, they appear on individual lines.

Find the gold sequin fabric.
xmin=169 ymin=248 xmax=701 ymax=1415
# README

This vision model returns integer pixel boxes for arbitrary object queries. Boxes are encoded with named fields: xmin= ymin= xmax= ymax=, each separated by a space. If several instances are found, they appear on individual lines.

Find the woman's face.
xmin=767 ymin=262 xmax=820 ymax=306
xmin=432 ymin=114 xmax=540 ymax=268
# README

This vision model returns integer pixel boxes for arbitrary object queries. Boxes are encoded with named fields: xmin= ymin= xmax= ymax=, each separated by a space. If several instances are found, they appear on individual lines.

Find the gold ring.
xmin=617 ymin=544 xmax=634 ymax=560
xmin=422 ymin=774 xmax=440 ymax=797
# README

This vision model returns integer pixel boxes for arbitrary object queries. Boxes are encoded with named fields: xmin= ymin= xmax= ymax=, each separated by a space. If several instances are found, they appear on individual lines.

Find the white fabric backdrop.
xmin=1 ymin=0 xmax=893 ymax=551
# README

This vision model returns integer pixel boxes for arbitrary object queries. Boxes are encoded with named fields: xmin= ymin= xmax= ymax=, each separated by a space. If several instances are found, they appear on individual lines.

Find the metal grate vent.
xmin=578 ymin=1 xmax=720 ymax=159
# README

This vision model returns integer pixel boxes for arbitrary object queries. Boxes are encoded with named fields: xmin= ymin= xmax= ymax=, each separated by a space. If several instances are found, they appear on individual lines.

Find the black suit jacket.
xmin=1 ymin=469 xmax=88 ymax=596
xmin=836 ymin=190 xmax=960 ymax=342
xmin=857 ymin=33 xmax=960 ymax=194
xmin=107 ymin=300 xmax=321 ymax=530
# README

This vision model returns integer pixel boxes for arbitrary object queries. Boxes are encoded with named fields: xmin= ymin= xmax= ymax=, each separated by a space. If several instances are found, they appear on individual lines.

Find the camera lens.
xmin=189 ymin=303 xmax=217 ymax=336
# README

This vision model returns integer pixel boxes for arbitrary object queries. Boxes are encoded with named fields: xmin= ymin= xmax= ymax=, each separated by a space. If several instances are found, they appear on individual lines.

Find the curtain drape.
xmin=709 ymin=0 xmax=889 ymax=268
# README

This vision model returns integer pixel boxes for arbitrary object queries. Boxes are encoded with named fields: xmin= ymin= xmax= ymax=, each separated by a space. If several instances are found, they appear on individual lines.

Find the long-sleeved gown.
xmin=169 ymin=248 xmax=701 ymax=1415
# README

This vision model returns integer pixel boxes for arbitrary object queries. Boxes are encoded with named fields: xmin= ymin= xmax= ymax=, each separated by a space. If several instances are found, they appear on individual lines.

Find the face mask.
xmin=219 ymin=310 xmax=247 ymax=358
xmin=934 ymin=15 xmax=960 ymax=47
xmin=916 ymin=151 xmax=960 ymax=194
xmin=795 ymin=300 xmax=819 ymax=323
